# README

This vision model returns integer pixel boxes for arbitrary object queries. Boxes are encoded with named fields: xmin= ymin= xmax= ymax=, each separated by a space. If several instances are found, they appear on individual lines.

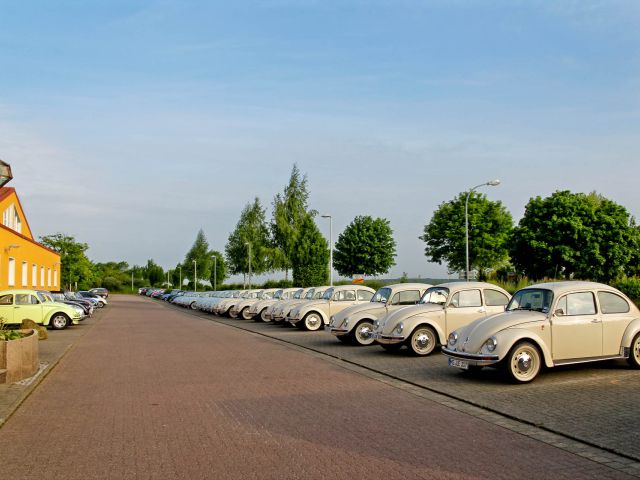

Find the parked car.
xmin=372 ymin=282 xmax=511 ymax=355
xmin=270 ymin=287 xmax=326 ymax=324
xmin=288 ymin=285 xmax=376 ymax=331
xmin=247 ymin=288 xmax=300 ymax=322
xmin=230 ymin=289 xmax=279 ymax=320
xmin=78 ymin=291 xmax=108 ymax=308
xmin=214 ymin=290 xmax=249 ymax=317
xmin=89 ymin=287 xmax=109 ymax=299
xmin=50 ymin=291 xmax=94 ymax=318
xmin=443 ymin=281 xmax=640 ymax=383
xmin=0 ymin=289 xmax=82 ymax=329
xmin=329 ymin=283 xmax=432 ymax=345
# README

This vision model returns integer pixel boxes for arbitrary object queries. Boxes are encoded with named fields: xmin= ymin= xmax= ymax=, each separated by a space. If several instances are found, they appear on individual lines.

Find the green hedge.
xmin=611 ymin=277 xmax=640 ymax=303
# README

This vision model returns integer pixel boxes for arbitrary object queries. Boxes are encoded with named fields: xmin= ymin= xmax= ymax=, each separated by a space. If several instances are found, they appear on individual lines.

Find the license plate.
xmin=448 ymin=358 xmax=469 ymax=370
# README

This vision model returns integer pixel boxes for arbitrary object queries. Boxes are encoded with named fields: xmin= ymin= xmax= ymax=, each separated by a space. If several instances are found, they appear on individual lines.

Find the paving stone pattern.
xmin=0 ymin=295 xmax=632 ymax=479
xmin=203 ymin=308 xmax=640 ymax=462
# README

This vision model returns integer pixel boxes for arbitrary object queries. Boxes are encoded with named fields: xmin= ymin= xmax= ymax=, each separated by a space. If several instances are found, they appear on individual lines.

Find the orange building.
xmin=0 ymin=187 xmax=61 ymax=290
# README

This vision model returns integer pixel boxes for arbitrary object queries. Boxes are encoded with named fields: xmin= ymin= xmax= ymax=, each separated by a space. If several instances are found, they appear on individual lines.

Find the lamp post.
xmin=465 ymin=179 xmax=501 ymax=281
xmin=131 ymin=271 xmax=134 ymax=292
xmin=193 ymin=259 xmax=197 ymax=292
xmin=179 ymin=265 xmax=182 ymax=289
xmin=321 ymin=215 xmax=333 ymax=286
xmin=245 ymin=242 xmax=252 ymax=290
xmin=167 ymin=270 xmax=170 ymax=289
xmin=212 ymin=255 xmax=217 ymax=291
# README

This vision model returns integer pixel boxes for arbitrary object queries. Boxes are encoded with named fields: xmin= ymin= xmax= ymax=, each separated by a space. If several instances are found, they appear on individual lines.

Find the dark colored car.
xmin=78 ymin=291 xmax=108 ymax=308
xmin=89 ymin=288 xmax=109 ymax=299
xmin=50 ymin=291 xmax=94 ymax=318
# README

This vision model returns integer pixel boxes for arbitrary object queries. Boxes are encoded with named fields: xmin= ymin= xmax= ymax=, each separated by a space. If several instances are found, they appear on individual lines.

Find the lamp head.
xmin=487 ymin=179 xmax=501 ymax=186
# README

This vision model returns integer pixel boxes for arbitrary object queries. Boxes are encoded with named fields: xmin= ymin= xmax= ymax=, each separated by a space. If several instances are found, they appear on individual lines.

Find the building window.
xmin=54 ymin=270 xmax=58 ymax=288
xmin=47 ymin=268 xmax=52 ymax=287
xmin=32 ymin=264 xmax=37 ymax=287
xmin=2 ymin=204 xmax=22 ymax=233
xmin=40 ymin=266 xmax=44 ymax=287
xmin=8 ymin=258 xmax=15 ymax=287
xmin=22 ymin=261 xmax=27 ymax=287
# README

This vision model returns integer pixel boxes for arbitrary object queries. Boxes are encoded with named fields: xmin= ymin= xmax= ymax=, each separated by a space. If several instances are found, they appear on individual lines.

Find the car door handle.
xmin=477 ymin=309 xmax=486 ymax=313
xmin=591 ymin=319 xmax=601 ymax=323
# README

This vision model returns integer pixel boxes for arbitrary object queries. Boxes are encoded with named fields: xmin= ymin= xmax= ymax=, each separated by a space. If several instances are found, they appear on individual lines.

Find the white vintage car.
xmin=288 ymin=285 xmax=376 ymax=331
xmin=273 ymin=287 xmax=330 ymax=323
xmin=373 ymin=282 xmax=511 ymax=356
xmin=442 ymin=281 xmax=640 ymax=383
xmin=247 ymin=287 xmax=300 ymax=322
xmin=214 ymin=290 xmax=248 ymax=316
xmin=230 ymin=289 xmax=279 ymax=320
xmin=328 ymin=283 xmax=432 ymax=345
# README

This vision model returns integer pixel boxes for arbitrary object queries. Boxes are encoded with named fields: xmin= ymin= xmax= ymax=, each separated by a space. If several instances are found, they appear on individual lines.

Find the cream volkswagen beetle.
xmin=247 ymin=287 xmax=300 ymax=322
xmin=288 ymin=285 xmax=376 ymax=331
xmin=328 ymin=283 xmax=432 ymax=345
xmin=373 ymin=282 xmax=511 ymax=355
xmin=275 ymin=287 xmax=331 ymax=323
xmin=442 ymin=281 xmax=640 ymax=383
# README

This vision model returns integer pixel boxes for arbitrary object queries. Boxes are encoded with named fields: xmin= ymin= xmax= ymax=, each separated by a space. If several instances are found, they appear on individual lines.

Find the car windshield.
xmin=322 ymin=288 xmax=334 ymax=300
xmin=273 ymin=290 xmax=283 ymax=299
xmin=52 ymin=293 xmax=65 ymax=302
xmin=293 ymin=289 xmax=304 ymax=299
xmin=304 ymin=288 xmax=315 ymax=299
xmin=507 ymin=288 xmax=553 ymax=313
xmin=36 ymin=292 xmax=49 ymax=302
xmin=372 ymin=287 xmax=392 ymax=303
xmin=420 ymin=287 xmax=450 ymax=305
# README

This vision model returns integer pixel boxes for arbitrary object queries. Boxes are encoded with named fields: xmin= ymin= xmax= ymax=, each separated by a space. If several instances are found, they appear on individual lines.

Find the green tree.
xmin=144 ymin=259 xmax=164 ymax=287
xmin=209 ymin=250 xmax=227 ymax=290
xmin=510 ymin=191 xmax=640 ymax=282
xmin=291 ymin=213 xmax=329 ymax=286
xmin=420 ymin=192 xmax=513 ymax=277
xmin=271 ymin=164 xmax=313 ymax=280
xmin=225 ymin=197 xmax=271 ymax=281
xmin=183 ymin=229 xmax=212 ymax=289
xmin=170 ymin=263 xmax=183 ymax=288
xmin=39 ymin=233 xmax=95 ymax=290
xmin=93 ymin=261 xmax=130 ymax=291
xmin=333 ymin=216 xmax=396 ymax=278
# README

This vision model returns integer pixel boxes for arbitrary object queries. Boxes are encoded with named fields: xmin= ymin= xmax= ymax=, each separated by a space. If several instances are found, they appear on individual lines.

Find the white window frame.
xmin=22 ymin=261 xmax=28 ymax=287
xmin=47 ymin=268 xmax=52 ymax=288
xmin=40 ymin=266 xmax=45 ymax=287
xmin=8 ymin=257 xmax=15 ymax=287
xmin=32 ymin=264 xmax=37 ymax=287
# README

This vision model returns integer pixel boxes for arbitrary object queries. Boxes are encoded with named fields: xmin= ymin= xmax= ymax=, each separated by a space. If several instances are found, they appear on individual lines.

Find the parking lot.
xmin=182 ymin=305 xmax=640 ymax=462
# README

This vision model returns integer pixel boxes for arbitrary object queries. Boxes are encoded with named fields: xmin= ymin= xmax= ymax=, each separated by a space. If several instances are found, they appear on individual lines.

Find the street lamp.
xmin=193 ymin=259 xmax=197 ymax=292
xmin=465 ymin=179 xmax=501 ymax=281
xmin=179 ymin=265 xmax=182 ymax=289
xmin=321 ymin=214 xmax=333 ymax=286
xmin=167 ymin=270 xmax=170 ymax=289
xmin=245 ymin=242 xmax=252 ymax=290
xmin=0 ymin=160 xmax=13 ymax=188
xmin=212 ymin=255 xmax=217 ymax=291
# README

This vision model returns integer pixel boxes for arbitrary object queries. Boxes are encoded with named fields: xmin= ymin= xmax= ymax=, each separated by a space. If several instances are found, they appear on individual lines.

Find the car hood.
xmin=332 ymin=303 xmax=386 ymax=327
xmin=453 ymin=310 xmax=548 ymax=352
xmin=378 ymin=303 xmax=443 ymax=330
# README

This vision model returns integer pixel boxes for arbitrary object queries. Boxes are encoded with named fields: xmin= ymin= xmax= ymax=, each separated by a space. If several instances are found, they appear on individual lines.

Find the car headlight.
xmin=395 ymin=322 xmax=404 ymax=335
xmin=374 ymin=320 xmax=380 ymax=328
xmin=448 ymin=332 xmax=459 ymax=346
xmin=74 ymin=306 xmax=83 ymax=315
xmin=485 ymin=336 xmax=498 ymax=352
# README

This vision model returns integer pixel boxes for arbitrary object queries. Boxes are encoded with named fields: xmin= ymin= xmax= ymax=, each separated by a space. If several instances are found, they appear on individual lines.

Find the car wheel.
xmin=99 ymin=301 xmax=106 ymax=308
xmin=351 ymin=321 xmax=375 ymax=346
xmin=407 ymin=325 xmax=437 ymax=356
xmin=303 ymin=312 xmax=323 ymax=331
xmin=504 ymin=341 xmax=541 ymax=383
xmin=260 ymin=309 xmax=271 ymax=323
xmin=627 ymin=333 xmax=640 ymax=368
xmin=50 ymin=313 xmax=70 ymax=330
xmin=240 ymin=307 xmax=252 ymax=320
xmin=380 ymin=343 xmax=402 ymax=352
xmin=229 ymin=309 xmax=238 ymax=319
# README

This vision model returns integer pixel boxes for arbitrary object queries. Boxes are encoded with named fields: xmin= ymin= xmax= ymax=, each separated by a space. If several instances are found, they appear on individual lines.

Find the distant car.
xmin=77 ymin=291 xmax=108 ymax=308
xmin=288 ymin=285 xmax=376 ymax=331
xmin=50 ymin=291 xmax=94 ymax=319
xmin=90 ymin=287 xmax=109 ymax=299
xmin=372 ymin=282 xmax=511 ymax=356
xmin=329 ymin=283 xmax=432 ymax=345
xmin=443 ymin=281 xmax=640 ymax=383
xmin=0 ymin=289 xmax=82 ymax=329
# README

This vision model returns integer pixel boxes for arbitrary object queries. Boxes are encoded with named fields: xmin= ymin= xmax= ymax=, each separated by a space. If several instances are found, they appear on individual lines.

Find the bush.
xmin=102 ymin=276 xmax=122 ymax=291
xmin=611 ymin=277 xmax=640 ymax=302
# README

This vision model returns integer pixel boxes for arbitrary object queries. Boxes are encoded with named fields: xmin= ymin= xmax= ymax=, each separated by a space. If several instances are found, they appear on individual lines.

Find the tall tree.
xmin=420 ymin=192 xmax=513 ymax=277
xmin=144 ymin=259 xmax=165 ymax=287
xmin=270 ymin=164 xmax=313 ymax=280
xmin=183 ymin=229 xmax=211 ymax=288
xmin=40 ymin=233 xmax=95 ymax=290
xmin=291 ymin=213 xmax=330 ymax=286
xmin=333 ymin=216 xmax=396 ymax=277
xmin=510 ymin=191 xmax=639 ymax=281
xmin=225 ymin=197 xmax=271 ymax=279
xmin=209 ymin=250 xmax=227 ymax=289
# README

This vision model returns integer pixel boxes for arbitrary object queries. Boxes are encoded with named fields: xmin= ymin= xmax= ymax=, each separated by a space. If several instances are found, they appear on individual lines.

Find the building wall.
xmin=0 ymin=189 xmax=61 ymax=291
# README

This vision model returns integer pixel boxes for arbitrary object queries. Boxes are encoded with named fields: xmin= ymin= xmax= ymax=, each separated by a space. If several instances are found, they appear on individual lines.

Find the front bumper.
xmin=330 ymin=328 xmax=349 ymax=337
xmin=374 ymin=333 xmax=405 ymax=345
xmin=441 ymin=347 xmax=500 ymax=366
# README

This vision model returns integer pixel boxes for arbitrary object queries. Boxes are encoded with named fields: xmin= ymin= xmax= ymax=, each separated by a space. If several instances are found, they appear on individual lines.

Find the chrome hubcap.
xmin=413 ymin=329 xmax=434 ymax=354
xmin=515 ymin=352 xmax=532 ymax=373
xmin=356 ymin=323 xmax=374 ymax=344
xmin=307 ymin=316 xmax=320 ymax=328
xmin=53 ymin=316 xmax=66 ymax=328
xmin=634 ymin=339 xmax=640 ymax=361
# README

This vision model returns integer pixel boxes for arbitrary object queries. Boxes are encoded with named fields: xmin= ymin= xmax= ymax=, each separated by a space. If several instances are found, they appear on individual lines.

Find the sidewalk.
xmin=0 ymin=295 xmax=633 ymax=479
xmin=0 ymin=308 xmax=103 ymax=427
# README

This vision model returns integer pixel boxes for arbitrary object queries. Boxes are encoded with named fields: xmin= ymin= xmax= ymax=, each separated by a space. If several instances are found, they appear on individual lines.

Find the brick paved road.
xmin=0 ymin=295 xmax=633 ymax=479
xmin=204 ymin=308 xmax=640 ymax=462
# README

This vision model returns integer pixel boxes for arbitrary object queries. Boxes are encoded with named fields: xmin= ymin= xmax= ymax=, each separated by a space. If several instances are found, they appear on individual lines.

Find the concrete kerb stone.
xmin=163 ymin=299 xmax=640 ymax=478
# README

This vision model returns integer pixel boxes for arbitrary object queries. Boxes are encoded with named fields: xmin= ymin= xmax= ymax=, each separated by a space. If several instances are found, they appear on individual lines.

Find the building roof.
xmin=0 ymin=187 xmax=35 ymax=240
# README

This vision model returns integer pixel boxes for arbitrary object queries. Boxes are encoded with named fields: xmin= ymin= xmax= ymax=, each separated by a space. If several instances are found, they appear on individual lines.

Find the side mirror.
xmin=554 ymin=308 xmax=565 ymax=316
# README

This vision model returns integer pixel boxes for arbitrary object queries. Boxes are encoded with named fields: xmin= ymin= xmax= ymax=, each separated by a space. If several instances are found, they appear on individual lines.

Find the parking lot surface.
xmin=201 ymin=307 xmax=640 ymax=462
xmin=0 ymin=295 xmax=635 ymax=479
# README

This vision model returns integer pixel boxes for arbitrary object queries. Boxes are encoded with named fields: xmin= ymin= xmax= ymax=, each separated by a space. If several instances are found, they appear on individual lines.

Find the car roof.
xmin=523 ymin=281 xmax=624 ymax=297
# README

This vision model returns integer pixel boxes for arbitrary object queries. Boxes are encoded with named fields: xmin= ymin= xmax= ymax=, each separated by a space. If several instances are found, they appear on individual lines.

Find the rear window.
xmin=598 ymin=291 xmax=630 ymax=314
xmin=485 ymin=289 xmax=510 ymax=306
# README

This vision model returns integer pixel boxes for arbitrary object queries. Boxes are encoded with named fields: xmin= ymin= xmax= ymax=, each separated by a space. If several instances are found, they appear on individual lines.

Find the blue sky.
xmin=2 ymin=0 xmax=639 ymax=281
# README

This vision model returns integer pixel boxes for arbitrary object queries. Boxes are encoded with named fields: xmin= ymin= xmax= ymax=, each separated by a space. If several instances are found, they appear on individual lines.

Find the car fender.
xmin=621 ymin=318 xmax=640 ymax=349
xmin=494 ymin=328 xmax=554 ymax=368
xmin=399 ymin=312 xmax=446 ymax=343
xmin=303 ymin=308 xmax=328 ymax=325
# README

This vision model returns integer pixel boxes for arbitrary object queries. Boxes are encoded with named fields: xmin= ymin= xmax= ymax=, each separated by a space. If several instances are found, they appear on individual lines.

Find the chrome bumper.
xmin=441 ymin=347 xmax=500 ymax=366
